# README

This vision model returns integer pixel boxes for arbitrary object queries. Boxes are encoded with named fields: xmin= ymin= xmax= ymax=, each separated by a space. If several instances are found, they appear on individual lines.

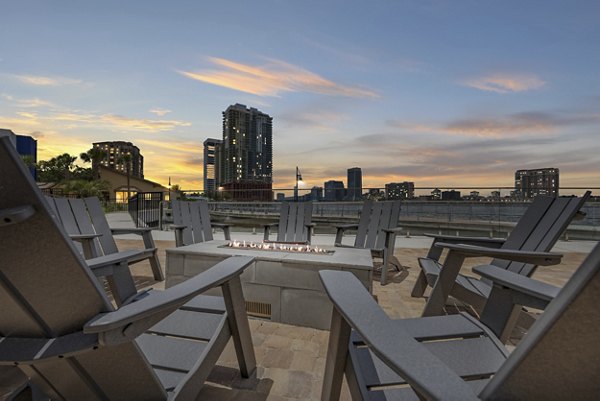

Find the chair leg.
xmin=222 ymin=276 xmax=256 ymax=378
xmin=411 ymin=271 xmax=429 ymax=298
xmin=149 ymin=252 xmax=164 ymax=281
xmin=321 ymin=308 xmax=352 ymax=401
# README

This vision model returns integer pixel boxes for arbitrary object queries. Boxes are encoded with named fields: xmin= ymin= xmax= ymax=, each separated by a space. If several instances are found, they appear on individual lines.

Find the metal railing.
xmin=128 ymin=192 xmax=163 ymax=228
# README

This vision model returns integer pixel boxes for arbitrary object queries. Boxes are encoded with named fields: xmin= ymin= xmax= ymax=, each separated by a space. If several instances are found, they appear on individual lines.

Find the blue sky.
xmin=1 ymin=0 xmax=599 ymax=193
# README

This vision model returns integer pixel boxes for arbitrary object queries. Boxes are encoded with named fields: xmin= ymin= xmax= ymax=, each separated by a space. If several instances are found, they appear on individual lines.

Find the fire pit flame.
xmin=227 ymin=240 xmax=329 ymax=254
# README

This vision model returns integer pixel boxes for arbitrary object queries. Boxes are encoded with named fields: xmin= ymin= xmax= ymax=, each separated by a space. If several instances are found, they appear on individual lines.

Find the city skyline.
xmin=1 ymin=1 xmax=599 ymax=191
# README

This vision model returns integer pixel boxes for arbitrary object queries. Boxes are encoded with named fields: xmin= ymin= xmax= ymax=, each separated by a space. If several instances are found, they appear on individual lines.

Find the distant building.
xmin=221 ymin=180 xmax=273 ymax=202
xmin=324 ymin=180 xmax=345 ymax=201
xmin=93 ymin=141 xmax=144 ymax=179
xmin=385 ymin=182 xmax=414 ymax=200
xmin=2 ymin=129 xmax=37 ymax=179
xmin=442 ymin=190 xmax=461 ymax=200
xmin=515 ymin=168 xmax=559 ymax=198
xmin=310 ymin=186 xmax=323 ymax=201
xmin=203 ymin=138 xmax=222 ymax=193
xmin=431 ymin=188 xmax=442 ymax=200
xmin=346 ymin=167 xmax=362 ymax=201
xmin=98 ymin=165 xmax=166 ymax=203
xmin=490 ymin=190 xmax=501 ymax=200
xmin=221 ymin=104 xmax=273 ymax=200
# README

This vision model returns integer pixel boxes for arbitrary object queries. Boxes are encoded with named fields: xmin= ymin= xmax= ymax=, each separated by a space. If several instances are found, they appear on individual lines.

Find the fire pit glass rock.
xmin=224 ymin=240 xmax=332 ymax=254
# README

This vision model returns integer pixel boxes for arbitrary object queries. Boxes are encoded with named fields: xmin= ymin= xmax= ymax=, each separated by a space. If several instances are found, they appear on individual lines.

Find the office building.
xmin=346 ymin=167 xmax=362 ymax=201
xmin=324 ymin=180 xmax=345 ymax=201
xmin=221 ymin=104 xmax=273 ymax=200
xmin=203 ymin=138 xmax=222 ymax=193
xmin=515 ymin=168 xmax=559 ymax=198
xmin=385 ymin=182 xmax=414 ymax=200
xmin=92 ymin=141 xmax=144 ymax=179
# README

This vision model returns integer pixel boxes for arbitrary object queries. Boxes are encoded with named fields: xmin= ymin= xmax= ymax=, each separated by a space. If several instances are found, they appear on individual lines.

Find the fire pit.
xmin=222 ymin=240 xmax=333 ymax=255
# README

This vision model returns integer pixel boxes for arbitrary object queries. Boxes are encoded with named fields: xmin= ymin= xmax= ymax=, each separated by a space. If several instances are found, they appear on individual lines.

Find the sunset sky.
xmin=2 ymin=1 xmax=599 ymax=194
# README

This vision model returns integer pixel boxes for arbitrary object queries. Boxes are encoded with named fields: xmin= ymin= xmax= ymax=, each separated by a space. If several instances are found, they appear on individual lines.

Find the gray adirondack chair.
xmin=412 ymin=192 xmax=590 ymax=318
xmin=171 ymin=199 xmax=231 ymax=247
xmin=46 ymin=195 xmax=164 ymax=281
xmin=320 ymin=241 xmax=600 ymax=401
xmin=0 ymin=133 xmax=256 ymax=401
xmin=334 ymin=200 xmax=402 ymax=285
xmin=264 ymin=201 xmax=314 ymax=243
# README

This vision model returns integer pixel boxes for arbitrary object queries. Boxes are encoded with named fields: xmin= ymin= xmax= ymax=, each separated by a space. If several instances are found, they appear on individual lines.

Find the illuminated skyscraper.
xmin=203 ymin=138 xmax=221 ymax=193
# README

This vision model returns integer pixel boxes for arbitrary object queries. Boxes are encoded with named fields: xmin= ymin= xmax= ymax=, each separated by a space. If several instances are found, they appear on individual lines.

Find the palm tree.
xmin=62 ymin=179 xmax=109 ymax=198
xmin=80 ymin=148 xmax=107 ymax=180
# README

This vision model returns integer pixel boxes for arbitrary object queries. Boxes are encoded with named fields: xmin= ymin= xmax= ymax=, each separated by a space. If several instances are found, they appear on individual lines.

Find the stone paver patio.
xmin=114 ymin=234 xmax=590 ymax=401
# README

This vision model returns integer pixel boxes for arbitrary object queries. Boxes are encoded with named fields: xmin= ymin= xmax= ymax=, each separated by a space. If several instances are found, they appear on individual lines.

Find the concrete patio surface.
xmin=111 ymin=220 xmax=594 ymax=401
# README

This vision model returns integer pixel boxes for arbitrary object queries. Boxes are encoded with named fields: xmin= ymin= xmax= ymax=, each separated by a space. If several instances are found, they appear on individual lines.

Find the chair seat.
xmin=419 ymin=257 xmax=493 ymax=302
xmin=348 ymin=314 xmax=507 ymax=400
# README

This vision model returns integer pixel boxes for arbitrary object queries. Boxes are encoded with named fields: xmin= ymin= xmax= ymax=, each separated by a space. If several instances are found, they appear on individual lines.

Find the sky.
xmin=1 ymin=0 xmax=599 ymax=194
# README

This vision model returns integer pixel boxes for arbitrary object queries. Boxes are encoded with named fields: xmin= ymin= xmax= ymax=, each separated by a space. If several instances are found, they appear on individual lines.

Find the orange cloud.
xmin=462 ymin=73 xmax=545 ymax=93
xmin=179 ymin=57 xmax=379 ymax=98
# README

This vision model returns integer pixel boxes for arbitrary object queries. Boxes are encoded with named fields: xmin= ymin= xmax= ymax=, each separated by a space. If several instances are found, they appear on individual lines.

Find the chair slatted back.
xmin=84 ymin=197 xmax=119 ymax=255
xmin=481 ymin=242 xmax=600 ymax=400
xmin=172 ymin=200 xmax=214 ymax=246
xmin=0 ymin=133 xmax=167 ymax=400
xmin=276 ymin=202 xmax=312 ymax=243
xmin=492 ymin=193 xmax=590 ymax=277
xmin=354 ymin=200 xmax=401 ymax=251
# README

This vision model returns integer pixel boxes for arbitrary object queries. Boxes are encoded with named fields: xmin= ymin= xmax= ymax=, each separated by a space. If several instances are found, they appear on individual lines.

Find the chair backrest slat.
xmin=276 ymin=202 xmax=312 ymax=243
xmin=172 ymin=200 xmax=214 ymax=245
xmin=354 ymin=200 xmax=401 ymax=251
xmin=71 ymin=198 xmax=103 ymax=256
xmin=84 ymin=197 xmax=119 ymax=255
xmin=492 ymin=194 xmax=589 ymax=276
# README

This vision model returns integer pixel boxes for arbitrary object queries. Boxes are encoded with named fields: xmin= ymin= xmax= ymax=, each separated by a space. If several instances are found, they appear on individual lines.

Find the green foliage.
xmin=80 ymin=148 xmax=107 ymax=180
xmin=61 ymin=179 xmax=110 ymax=198
xmin=37 ymin=153 xmax=78 ymax=182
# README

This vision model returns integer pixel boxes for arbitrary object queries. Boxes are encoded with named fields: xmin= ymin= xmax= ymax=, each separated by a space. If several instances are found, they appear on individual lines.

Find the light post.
xmin=294 ymin=166 xmax=303 ymax=201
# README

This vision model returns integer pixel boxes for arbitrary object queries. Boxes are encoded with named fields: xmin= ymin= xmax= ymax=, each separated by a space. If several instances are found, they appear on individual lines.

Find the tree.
xmin=80 ymin=148 xmax=107 ymax=180
xmin=61 ymin=179 xmax=109 ymax=198
xmin=37 ymin=153 xmax=78 ymax=182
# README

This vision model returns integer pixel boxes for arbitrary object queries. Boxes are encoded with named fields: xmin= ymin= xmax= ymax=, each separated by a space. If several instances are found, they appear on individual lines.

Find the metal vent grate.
xmin=245 ymin=300 xmax=272 ymax=319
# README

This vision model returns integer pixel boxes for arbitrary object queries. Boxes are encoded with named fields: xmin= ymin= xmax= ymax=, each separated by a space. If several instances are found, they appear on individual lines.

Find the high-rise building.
xmin=515 ymin=168 xmax=559 ymax=198
xmin=92 ymin=141 xmax=144 ymax=179
xmin=221 ymin=104 xmax=273 ymax=200
xmin=346 ymin=167 xmax=362 ymax=201
xmin=203 ymin=138 xmax=222 ymax=193
xmin=385 ymin=182 xmax=414 ymax=200
xmin=324 ymin=180 xmax=345 ymax=201
xmin=222 ymin=104 xmax=272 ymax=185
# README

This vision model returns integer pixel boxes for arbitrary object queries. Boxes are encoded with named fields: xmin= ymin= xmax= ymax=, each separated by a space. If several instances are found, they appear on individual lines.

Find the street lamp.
xmin=294 ymin=166 xmax=303 ymax=201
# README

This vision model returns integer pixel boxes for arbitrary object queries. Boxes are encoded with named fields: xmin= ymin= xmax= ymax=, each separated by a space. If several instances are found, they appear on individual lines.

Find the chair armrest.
xmin=424 ymin=233 xmax=505 ymax=260
xmin=212 ymin=222 xmax=232 ymax=240
xmin=70 ymin=233 xmax=102 ymax=241
xmin=263 ymin=223 xmax=279 ymax=228
xmin=86 ymin=250 xmax=145 ymax=277
xmin=335 ymin=224 xmax=359 ymax=230
xmin=334 ymin=224 xmax=359 ymax=245
xmin=70 ymin=233 xmax=102 ymax=259
xmin=84 ymin=256 xmax=255 ymax=344
xmin=170 ymin=224 xmax=187 ymax=230
xmin=424 ymin=232 xmax=506 ymax=245
xmin=382 ymin=227 xmax=403 ymax=234
xmin=110 ymin=227 xmax=152 ymax=235
xmin=435 ymin=243 xmax=563 ymax=266
xmin=319 ymin=270 xmax=479 ymax=401
xmin=473 ymin=265 xmax=560 ymax=302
